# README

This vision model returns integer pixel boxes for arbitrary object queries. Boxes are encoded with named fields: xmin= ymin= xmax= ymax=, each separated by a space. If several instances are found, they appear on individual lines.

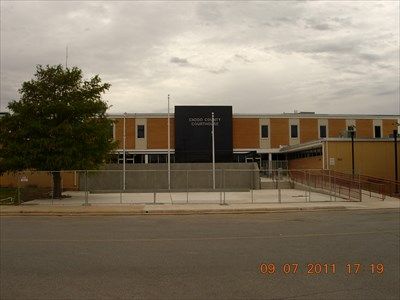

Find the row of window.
xmin=113 ymin=123 xmax=385 ymax=141
xmin=110 ymin=124 xmax=146 ymax=139
xmin=260 ymin=125 xmax=383 ymax=139
xmin=108 ymin=153 xmax=176 ymax=164
xmin=260 ymin=125 xmax=316 ymax=139
xmin=285 ymin=148 xmax=323 ymax=160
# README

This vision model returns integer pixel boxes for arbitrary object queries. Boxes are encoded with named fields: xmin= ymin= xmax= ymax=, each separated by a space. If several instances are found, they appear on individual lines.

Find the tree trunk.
xmin=52 ymin=171 xmax=62 ymax=199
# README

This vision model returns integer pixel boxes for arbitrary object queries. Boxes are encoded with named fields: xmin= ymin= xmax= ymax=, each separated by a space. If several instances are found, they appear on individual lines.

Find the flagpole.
xmin=212 ymin=112 xmax=215 ymax=190
xmin=167 ymin=95 xmax=171 ymax=191
xmin=123 ymin=112 xmax=126 ymax=191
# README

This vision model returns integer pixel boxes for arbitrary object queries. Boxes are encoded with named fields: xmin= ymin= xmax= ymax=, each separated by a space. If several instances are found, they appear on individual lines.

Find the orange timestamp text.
xmin=259 ymin=263 xmax=384 ymax=275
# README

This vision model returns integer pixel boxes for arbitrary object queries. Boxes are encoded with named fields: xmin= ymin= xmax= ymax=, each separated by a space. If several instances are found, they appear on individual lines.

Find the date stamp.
xmin=259 ymin=263 xmax=384 ymax=275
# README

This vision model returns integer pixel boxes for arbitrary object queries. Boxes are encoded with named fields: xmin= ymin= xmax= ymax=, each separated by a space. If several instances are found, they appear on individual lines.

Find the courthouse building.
xmin=108 ymin=106 xmax=399 ymax=180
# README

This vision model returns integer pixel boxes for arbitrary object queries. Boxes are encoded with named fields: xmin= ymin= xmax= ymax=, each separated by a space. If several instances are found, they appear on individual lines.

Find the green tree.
xmin=0 ymin=65 xmax=116 ymax=198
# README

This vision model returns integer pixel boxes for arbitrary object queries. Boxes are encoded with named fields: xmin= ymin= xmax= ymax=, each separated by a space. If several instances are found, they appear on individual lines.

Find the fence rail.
xmin=1 ymin=168 xmax=397 ymax=205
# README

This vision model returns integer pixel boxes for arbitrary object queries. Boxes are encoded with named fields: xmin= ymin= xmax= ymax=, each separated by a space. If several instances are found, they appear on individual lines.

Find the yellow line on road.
xmin=2 ymin=230 xmax=398 ymax=243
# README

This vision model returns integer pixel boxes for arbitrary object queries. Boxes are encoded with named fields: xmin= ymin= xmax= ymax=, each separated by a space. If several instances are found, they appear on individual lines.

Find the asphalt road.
xmin=1 ymin=210 xmax=399 ymax=300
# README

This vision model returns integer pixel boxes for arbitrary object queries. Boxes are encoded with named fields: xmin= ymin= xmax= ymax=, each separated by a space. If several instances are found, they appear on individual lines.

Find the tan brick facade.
xmin=232 ymin=118 xmax=259 ymax=149
xmin=382 ymin=119 xmax=397 ymax=138
xmin=270 ymin=118 xmax=289 ymax=148
xmin=300 ymin=118 xmax=318 ymax=143
xmin=114 ymin=118 xmax=135 ymax=149
xmin=355 ymin=119 xmax=373 ymax=138
xmin=328 ymin=119 xmax=346 ymax=137
xmin=147 ymin=118 xmax=175 ymax=149
xmin=111 ymin=115 xmax=397 ymax=150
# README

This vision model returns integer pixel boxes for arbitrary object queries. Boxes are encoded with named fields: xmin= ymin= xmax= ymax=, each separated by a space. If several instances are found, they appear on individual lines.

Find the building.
xmin=107 ymin=106 xmax=399 ymax=180
xmin=1 ymin=106 xmax=398 ymax=190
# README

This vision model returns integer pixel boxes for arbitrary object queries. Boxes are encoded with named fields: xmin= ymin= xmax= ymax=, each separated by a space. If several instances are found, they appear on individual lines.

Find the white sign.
xmin=188 ymin=117 xmax=221 ymax=127
xmin=329 ymin=158 xmax=335 ymax=166
xmin=20 ymin=176 xmax=28 ymax=182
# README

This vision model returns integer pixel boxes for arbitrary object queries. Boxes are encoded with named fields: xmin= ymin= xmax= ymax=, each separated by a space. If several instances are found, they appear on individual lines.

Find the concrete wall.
xmin=80 ymin=163 xmax=260 ymax=192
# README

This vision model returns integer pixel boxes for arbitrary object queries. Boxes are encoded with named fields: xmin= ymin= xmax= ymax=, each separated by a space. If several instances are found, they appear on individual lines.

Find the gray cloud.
xmin=1 ymin=1 xmax=399 ymax=115
xmin=170 ymin=57 xmax=190 ymax=66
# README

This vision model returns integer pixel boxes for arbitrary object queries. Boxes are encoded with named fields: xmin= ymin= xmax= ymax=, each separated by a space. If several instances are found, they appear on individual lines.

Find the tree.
xmin=0 ymin=65 xmax=116 ymax=198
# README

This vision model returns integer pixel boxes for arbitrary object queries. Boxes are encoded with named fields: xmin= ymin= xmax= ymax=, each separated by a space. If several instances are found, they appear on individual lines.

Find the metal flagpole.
xmin=123 ymin=112 xmax=126 ymax=191
xmin=212 ymin=112 xmax=216 ymax=190
xmin=167 ymin=95 xmax=171 ymax=191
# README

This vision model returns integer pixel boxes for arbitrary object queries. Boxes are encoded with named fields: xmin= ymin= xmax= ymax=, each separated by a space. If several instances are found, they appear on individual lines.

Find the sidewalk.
xmin=1 ymin=192 xmax=399 ymax=216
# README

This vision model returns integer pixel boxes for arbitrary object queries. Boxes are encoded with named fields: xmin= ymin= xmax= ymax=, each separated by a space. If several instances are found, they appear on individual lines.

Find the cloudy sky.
xmin=1 ymin=0 xmax=399 ymax=115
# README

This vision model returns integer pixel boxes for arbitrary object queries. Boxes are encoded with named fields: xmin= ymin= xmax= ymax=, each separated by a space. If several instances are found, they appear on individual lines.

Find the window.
xmin=134 ymin=154 xmax=145 ymax=164
xmin=233 ymin=154 xmax=246 ymax=163
xmin=158 ymin=154 xmax=167 ymax=163
xmin=374 ymin=126 xmax=381 ymax=138
xmin=319 ymin=125 xmax=327 ymax=138
xmin=290 ymin=125 xmax=298 ymax=138
xmin=261 ymin=125 xmax=269 ymax=138
xmin=137 ymin=125 xmax=145 ymax=138
xmin=149 ymin=154 xmax=158 ymax=163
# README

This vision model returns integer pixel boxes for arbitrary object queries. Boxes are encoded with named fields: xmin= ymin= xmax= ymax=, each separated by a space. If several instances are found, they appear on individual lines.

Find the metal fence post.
xmin=153 ymin=170 xmax=156 ymax=204
xmin=334 ymin=176 xmax=337 ymax=201
xmin=84 ymin=170 xmax=89 ymax=206
xmin=250 ymin=170 xmax=254 ymax=203
xmin=186 ymin=170 xmax=189 ymax=204
xmin=219 ymin=169 xmax=222 ymax=204
xmin=348 ymin=183 xmax=351 ymax=201
xmin=17 ymin=173 xmax=21 ymax=205
xmin=278 ymin=186 xmax=281 ymax=203
xmin=308 ymin=173 xmax=311 ymax=202
xmin=222 ymin=169 xmax=226 ymax=205
xmin=50 ymin=171 xmax=54 ymax=205
xmin=329 ymin=171 xmax=332 ymax=201
xmin=120 ymin=170 xmax=123 ymax=204
xmin=358 ymin=174 xmax=362 ymax=202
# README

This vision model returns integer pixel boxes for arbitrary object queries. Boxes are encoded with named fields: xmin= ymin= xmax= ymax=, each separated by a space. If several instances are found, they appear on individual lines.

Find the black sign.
xmin=175 ymin=106 xmax=233 ymax=163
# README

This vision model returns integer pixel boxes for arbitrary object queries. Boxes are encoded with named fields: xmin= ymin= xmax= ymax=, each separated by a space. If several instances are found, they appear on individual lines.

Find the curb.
xmin=0 ymin=206 xmax=349 ymax=216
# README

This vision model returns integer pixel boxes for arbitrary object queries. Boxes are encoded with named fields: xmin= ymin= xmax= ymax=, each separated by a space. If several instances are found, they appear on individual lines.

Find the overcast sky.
xmin=1 ymin=1 xmax=399 ymax=115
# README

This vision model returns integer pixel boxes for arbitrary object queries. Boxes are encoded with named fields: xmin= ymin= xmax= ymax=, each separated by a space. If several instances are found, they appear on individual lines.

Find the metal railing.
xmin=2 ymin=168 xmax=395 ymax=205
xmin=288 ymin=169 xmax=392 ymax=201
xmin=0 ymin=168 xmax=336 ymax=205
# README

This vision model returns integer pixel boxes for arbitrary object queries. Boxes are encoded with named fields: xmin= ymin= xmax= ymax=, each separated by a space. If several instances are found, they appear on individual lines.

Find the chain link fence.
xmin=1 ymin=168 xmax=391 ymax=205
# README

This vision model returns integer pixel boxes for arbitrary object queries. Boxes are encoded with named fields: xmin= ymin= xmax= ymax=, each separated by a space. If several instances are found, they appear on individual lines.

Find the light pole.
xmin=167 ymin=95 xmax=171 ymax=191
xmin=393 ymin=122 xmax=399 ymax=193
xmin=348 ymin=125 xmax=356 ymax=177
